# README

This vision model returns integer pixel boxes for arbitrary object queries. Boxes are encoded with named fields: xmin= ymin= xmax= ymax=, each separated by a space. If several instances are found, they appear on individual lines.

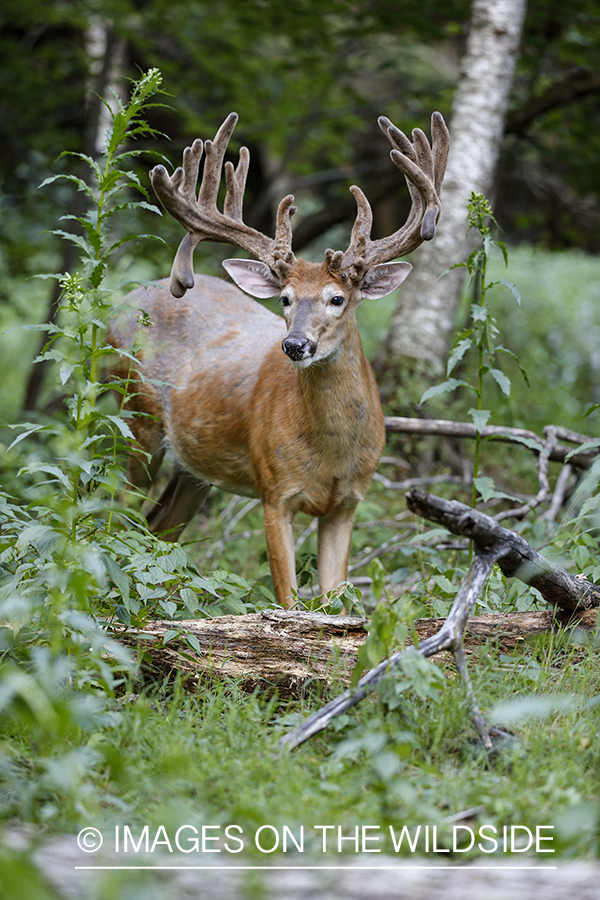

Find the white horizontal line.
xmin=75 ymin=865 xmax=558 ymax=871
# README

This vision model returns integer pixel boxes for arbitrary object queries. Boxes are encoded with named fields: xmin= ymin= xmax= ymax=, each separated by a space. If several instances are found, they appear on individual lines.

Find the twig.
xmin=452 ymin=643 xmax=514 ymax=751
xmin=348 ymin=534 xmax=412 ymax=573
xmin=372 ymin=472 xmax=465 ymax=491
xmin=541 ymin=464 xmax=574 ymax=522
xmin=494 ymin=426 xmax=556 ymax=521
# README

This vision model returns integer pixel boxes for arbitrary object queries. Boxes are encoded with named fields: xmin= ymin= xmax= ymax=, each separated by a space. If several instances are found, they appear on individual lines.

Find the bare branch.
xmin=384 ymin=416 xmax=598 ymax=470
xmin=278 ymin=488 xmax=599 ymax=751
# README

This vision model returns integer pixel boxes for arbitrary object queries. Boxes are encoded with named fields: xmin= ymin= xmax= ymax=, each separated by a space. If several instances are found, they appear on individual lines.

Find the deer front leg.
xmin=262 ymin=503 xmax=297 ymax=608
xmin=317 ymin=502 xmax=358 ymax=596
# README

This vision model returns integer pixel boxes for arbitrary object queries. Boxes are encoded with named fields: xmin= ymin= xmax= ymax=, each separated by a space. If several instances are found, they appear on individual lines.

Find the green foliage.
xmin=422 ymin=192 xmax=526 ymax=510
xmin=0 ymin=70 xmax=271 ymax=826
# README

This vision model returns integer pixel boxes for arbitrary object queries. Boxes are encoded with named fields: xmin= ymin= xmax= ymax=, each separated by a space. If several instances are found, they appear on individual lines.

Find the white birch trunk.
xmin=376 ymin=0 xmax=527 ymax=378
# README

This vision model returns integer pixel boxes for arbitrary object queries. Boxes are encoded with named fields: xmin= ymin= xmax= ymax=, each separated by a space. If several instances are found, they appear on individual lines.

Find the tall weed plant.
xmin=0 ymin=70 xmax=259 ymax=824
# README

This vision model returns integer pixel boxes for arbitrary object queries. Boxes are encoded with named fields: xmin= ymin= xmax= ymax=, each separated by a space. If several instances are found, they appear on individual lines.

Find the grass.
xmin=8 ymin=631 xmax=597 ymax=864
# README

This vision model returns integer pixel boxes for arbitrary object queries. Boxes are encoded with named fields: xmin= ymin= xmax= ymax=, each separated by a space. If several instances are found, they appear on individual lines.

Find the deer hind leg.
xmin=146 ymin=463 xmax=211 ymax=541
xmin=316 ymin=502 xmax=358 ymax=596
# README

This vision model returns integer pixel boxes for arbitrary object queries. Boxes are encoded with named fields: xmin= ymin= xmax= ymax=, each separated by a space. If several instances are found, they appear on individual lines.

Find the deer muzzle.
xmin=282 ymin=335 xmax=317 ymax=362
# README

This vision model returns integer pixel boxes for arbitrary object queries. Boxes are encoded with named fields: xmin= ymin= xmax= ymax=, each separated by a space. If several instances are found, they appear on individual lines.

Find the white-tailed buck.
xmin=110 ymin=111 xmax=449 ymax=606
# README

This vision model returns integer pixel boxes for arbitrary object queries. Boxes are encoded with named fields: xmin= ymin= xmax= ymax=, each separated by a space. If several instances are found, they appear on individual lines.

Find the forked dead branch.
xmin=279 ymin=489 xmax=600 ymax=751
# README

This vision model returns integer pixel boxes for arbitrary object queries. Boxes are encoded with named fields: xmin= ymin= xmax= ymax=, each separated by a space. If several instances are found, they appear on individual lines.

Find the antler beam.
xmin=339 ymin=111 xmax=449 ymax=281
xmin=150 ymin=113 xmax=297 ymax=298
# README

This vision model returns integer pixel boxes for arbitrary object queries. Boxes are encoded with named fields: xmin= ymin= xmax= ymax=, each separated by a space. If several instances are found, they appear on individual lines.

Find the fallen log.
xmin=120 ymin=606 xmax=599 ymax=699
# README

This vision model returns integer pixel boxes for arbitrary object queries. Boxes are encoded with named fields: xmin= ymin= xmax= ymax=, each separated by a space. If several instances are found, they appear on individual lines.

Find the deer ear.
xmin=222 ymin=259 xmax=281 ymax=298
xmin=360 ymin=261 xmax=412 ymax=300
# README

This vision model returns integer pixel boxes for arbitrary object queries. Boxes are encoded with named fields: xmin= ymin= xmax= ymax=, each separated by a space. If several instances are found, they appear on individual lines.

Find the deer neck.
xmin=296 ymin=324 xmax=371 ymax=449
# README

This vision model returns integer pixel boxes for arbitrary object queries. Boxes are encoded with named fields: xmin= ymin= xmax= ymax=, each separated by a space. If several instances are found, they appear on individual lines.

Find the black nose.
xmin=282 ymin=337 xmax=316 ymax=361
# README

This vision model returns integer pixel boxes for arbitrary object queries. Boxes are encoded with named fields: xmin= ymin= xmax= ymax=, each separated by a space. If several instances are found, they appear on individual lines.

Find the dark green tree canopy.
xmin=1 ymin=0 xmax=599 ymax=280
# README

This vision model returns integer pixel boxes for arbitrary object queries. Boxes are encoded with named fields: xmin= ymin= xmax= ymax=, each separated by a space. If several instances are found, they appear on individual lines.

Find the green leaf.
xmin=470 ymin=304 xmax=489 ymax=323
xmin=180 ymin=588 xmax=200 ymax=613
xmin=494 ymin=346 xmax=530 ymax=386
xmin=572 ymin=544 xmax=591 ymax=569
xmin=15 ymin=524 xmax=58 ymax=553
xmin=565 ymin=440 xmax=600 ymax=461
xmin=162 ymin=629 xmax=180 ymax=645
xmin=20 ymin=463 xmax=71 ymax=489
xmin=104 ymin=555 xmax=130 ymax=599
xmin=6 ymin=425 xmax=48 ymax=452
xmin=105 ymin=414 xmax=136 ymax=440
xmin=160 ymin=599 xmax=178 ymax=618
xmin=98 ymin=169 xmax=124 ymax=193
xmin=49 ymin=230 xmax=94 ymax=255
xmin=185 ymin=634 xmax=203 ymax=655
xmin=40 ymin=173 xmax=97 ymax=202
xmin=59 ymin=363 xmax=76 ymax=385
xmin=468 ymin=408 xmax=491 ymax=432
xmin=489 ymin=367 xmax=511 ymax=396
xmin=473 ymin=476 xmax=519 ymax=503
xmin=446 ymin=338 xmax=473 ymax=376
xmin=105 ymin=233 xmax=165 ymax=255
xmin=420 ymin=378 xmax=473 ymax=404
xmin=188 ymin=573 xmax=220 ymax=597
xmin=431 ymin=574 xmax=455 ymax=594
xmin=495 ymin=240 xmax=509 ymax=266
xmin=497 ymin=278 xmax=521 ymax=304
xmin=487 ymin=432 xmax=544 ymax=453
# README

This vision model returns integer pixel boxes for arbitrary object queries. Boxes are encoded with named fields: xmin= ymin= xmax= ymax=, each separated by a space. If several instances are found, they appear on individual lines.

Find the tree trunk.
xmin=373 ymin=0 xmax=527 ymax=397
xmin=22 ymin=21 xmax=126 ymax=412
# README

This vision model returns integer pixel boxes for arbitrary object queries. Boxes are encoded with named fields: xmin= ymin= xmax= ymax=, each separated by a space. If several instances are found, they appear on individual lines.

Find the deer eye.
xmin=330 ymin=295 xmax=345 ymax=306
xmin=279 ymin=296 xmax=291 ymax=307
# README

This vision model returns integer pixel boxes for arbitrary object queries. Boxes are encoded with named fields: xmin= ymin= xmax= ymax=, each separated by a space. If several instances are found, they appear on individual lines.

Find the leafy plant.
xmin=421 ymin=192 xmax=527 ymax=509
xmin=0 ymin=69 xmax=271 ymax=824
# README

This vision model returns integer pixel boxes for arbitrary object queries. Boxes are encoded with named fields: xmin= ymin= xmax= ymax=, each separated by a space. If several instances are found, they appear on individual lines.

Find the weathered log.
xmin=120 ymin=606 xmax=599 ymax=699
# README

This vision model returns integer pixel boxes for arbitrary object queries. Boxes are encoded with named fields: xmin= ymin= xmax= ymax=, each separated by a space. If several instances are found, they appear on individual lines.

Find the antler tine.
xmin=340 ymin=112 xmax=449 ymax=281
xmin=179 ymin=139 xmax=204 ymax=201
xmin=198 ymin=112 xmax=238 ymax=210
xmin=150 ymin=112 xmax=299 ymax=297
xmin=273 ymin=195 xmax=298 ymax=277
xmin=151 ymin=138 xmax=204 ymax=298
xmin=223 ymin=146 xmax=250 ymax=222
xmin=431 ymin=111 xmax=450 ymax=196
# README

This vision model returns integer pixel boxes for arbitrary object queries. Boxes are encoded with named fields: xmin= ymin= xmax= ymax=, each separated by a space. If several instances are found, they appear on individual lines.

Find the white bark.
xmin=378 ymin=0 xmax=527 ymax=375
xmin=85 ymin=17 xmax=127 ymax=155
